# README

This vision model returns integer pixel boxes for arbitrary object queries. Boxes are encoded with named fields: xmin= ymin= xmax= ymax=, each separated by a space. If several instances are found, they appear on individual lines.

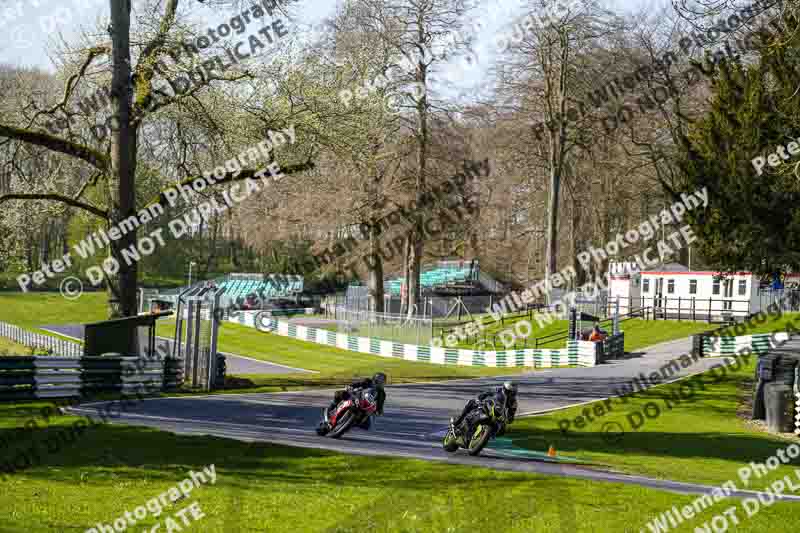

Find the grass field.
xmin=156 ymin=320 xmax=536 ymax=393
xmin=0 ymin=399 xmax=798 ymax=532
xmin=0 ymin=337 xmax=29 ymax=355
xmin=3 ymin=297 xmax=800 ymax=529
xmin=510 ymin=352 xmax=800 ymax=490
xmin=0 ymin=292 xmax=108 ymax=334
xmin=719 ymin=312 xmax=800 ymax=335
xmin=448 ymin=314 xmax=714 ymax=352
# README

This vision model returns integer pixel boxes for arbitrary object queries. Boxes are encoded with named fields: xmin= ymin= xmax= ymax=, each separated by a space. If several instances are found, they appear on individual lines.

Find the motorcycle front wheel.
xmin=467 ymin=424 xmax=492 ymax=456
xmin=442 ymin=429 xmax=459 ymax=453
xmin=328 ymin=411 xmax=357 ymax=439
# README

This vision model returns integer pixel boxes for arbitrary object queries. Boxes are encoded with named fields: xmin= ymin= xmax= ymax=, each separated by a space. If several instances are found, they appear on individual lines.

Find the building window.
xmin=738 ymin=280 xmax=747 ymax=296
xmin=667 ymin=279 xmax=675 ymax=294
xmin=713 ymin=279 xmax=720 ymax=295
xmin=643 ymin=279 xmax=650 ymax=293
xmin=689 ymin=279 xmax=697 ymax=295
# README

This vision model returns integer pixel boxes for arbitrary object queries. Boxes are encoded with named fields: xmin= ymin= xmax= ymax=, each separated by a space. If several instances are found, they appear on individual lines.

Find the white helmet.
xmin=503 ymin=381 xmax=518 ymax=396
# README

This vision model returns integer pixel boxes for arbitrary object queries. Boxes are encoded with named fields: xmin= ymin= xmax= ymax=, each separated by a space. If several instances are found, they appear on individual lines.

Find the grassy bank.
xmin=0 ymin=337 xmax=29 ymax=355
xmin=157 ymin=320 xmax=536 ymax=393
xmin=448 ymin=315 xmax=713 ymax=352
xmin=718 ymin=312 xmax=800 ymax=336
xmin=0 ymin=400 xmax=797 ymax=532
xmin=510 ymin=353 xmax=799 ymax=490
xmin=0 ymin=292 xmax=108 ymax=334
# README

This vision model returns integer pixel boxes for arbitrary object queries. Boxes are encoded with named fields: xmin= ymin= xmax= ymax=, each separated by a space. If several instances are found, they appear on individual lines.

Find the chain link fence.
xmin=332 ymin=306 xmax=433 ymax=345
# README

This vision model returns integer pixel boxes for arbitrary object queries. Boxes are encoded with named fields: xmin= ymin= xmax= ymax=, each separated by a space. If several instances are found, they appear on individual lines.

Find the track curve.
xmin=66 ymin=337 xmax=800 ymax=501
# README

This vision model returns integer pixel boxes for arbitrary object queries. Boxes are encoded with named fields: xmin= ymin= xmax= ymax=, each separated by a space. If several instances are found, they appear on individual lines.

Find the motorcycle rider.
xmin=450 ymin=381 xmax=518 ymax=437
xmin=318 ymin=372 xmax=387 ymax=434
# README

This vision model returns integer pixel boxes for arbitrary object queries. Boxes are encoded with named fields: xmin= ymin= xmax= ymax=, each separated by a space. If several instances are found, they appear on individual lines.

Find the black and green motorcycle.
xmin=442 ymin=398 xmax=508 ymax=457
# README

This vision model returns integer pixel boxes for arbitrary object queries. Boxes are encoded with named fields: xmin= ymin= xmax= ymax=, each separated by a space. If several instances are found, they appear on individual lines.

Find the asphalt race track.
xmin=67 ymin=336 xmax=800 ymax=501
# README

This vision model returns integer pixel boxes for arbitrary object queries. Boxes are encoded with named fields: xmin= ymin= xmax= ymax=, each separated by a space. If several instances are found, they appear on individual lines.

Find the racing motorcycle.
xmin=442 ymin=398 xmax=508 ymax=456
xmin=317 ymin=386 xmax=379 ymax=439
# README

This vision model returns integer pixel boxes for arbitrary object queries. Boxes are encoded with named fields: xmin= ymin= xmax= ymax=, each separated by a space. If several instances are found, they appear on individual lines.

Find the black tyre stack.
xmin=754 ymin=352 xmax=799 ymax=433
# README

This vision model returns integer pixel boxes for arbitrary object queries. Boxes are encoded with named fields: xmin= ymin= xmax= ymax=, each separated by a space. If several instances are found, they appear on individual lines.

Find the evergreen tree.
xmin=676 ymin=15 xmax=800 ymax=276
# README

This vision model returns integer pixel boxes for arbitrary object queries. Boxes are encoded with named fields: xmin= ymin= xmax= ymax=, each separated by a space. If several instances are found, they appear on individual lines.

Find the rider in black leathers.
xmin=451 ymin=382 xmax=518 ymax=436
xmin=320 ymin=373 xmax=387 ymax=433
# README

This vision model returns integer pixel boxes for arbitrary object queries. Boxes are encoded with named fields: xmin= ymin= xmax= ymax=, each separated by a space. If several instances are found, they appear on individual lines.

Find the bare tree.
xmin=0 ymin=0 xmax=313 ymax=316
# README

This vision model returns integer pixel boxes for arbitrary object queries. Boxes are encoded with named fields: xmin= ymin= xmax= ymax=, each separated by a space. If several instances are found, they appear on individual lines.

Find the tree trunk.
xmin=400 ymin=235 xmax=410 ymax=316
xmin=367 ymin=222 xmax=385 ymax=313
xmin=571 ymin=194 xmax=583 ymax=289
xmin=544 ymin=163 xmax=561 ymax=303
xmin=406 ymin=234 xmax=422 ymax=317
xmin=106 ymin=0 xmax=138 ymax=318
xmin=406 ymin=19 xmax=429 ymax=319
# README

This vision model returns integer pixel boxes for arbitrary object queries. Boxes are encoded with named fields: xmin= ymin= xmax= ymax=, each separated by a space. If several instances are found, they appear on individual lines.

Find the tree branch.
xmin=26 ymin=46 xmax=110 ymax=130
xmin=0 ymin=124 xmax=110 ymax=171
xmin=146 ymin=157 xmax=316 ymax=210
xmin=0 ymin=193 xmax=108 ymax=219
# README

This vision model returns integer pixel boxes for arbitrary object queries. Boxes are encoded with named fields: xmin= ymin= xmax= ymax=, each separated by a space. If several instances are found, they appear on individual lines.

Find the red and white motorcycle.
xmin=316 ymin=386 xmax=379 ymax=439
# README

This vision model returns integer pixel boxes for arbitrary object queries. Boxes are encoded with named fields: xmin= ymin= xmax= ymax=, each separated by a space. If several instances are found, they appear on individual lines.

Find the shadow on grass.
xmin=507 ymin=426 xmax=794 ymax=468
xmin=507 ymin=373 xmax=790 ymax=468
xmin=0 ymin=420 xmax=531 ymax=494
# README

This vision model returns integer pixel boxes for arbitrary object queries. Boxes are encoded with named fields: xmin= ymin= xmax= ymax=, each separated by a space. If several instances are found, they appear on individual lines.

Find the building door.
xmin=655 ymin=277 xmax=664 ymax=316
xmin=723 ymin=279 xmax=733 ymax=311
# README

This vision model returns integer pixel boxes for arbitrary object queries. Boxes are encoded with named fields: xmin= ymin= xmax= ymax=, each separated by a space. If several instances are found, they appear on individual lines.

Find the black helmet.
xmin=372 ymin=372 xmax=387 ymax=387
xmin=503 ymin=381 xmax=518 ymax=396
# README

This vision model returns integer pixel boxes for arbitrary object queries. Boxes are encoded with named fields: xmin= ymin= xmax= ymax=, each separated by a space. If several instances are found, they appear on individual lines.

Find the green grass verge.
xmin=616 ymin=319 xmax=716 ymax=352
xmin=157 ymin=320 xmax=535 ymax=393
xmin=0 ymin=292 xmax=109 ymax=336
xmin=0 ymin=337 xmax=30 ymax=356
xmin=312 ymin=321 xmax=435 ymax=345
xmin=718 ymin=312 xmax=800 ymax=336
xmin=509 ymin=354 xmax=800 ymax=490
xmin=449 ymin=315 xmax=713 ymax=352
xmin=0 ymin=401 xmax=797 ymax=532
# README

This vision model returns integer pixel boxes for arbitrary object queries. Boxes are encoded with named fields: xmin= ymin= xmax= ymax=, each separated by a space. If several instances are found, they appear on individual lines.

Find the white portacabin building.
xmin=607 ymin=262 xmax=799 ymax=320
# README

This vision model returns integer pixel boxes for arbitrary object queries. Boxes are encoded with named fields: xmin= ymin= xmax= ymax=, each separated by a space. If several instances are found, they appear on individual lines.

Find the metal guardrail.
xmin=0 ymin=356 xmax=184 ymax=401
xmin=0 ymin=321 xmax=83 ymax=357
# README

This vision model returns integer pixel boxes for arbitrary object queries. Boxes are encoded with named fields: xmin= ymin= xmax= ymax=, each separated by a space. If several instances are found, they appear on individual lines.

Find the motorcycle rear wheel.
xmin=328 ymin=411 xmax=357 ymax=439
xmin=467 ymin=424 xmax=492 ymax=456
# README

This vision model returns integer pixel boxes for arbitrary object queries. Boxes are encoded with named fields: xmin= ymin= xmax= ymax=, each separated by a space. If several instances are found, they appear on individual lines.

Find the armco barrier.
xmin=0 ymin=356 xmax=183 ymax=401
xmin=704 ymin=332 xmax=789 ymax=357
xmin=228 ymin=311 xmax=599 ymax=368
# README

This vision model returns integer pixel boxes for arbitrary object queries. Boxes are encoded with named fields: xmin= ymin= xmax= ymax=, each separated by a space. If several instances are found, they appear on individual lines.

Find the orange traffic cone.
xmin=547 ymin=445 xmax=557 ymax=457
